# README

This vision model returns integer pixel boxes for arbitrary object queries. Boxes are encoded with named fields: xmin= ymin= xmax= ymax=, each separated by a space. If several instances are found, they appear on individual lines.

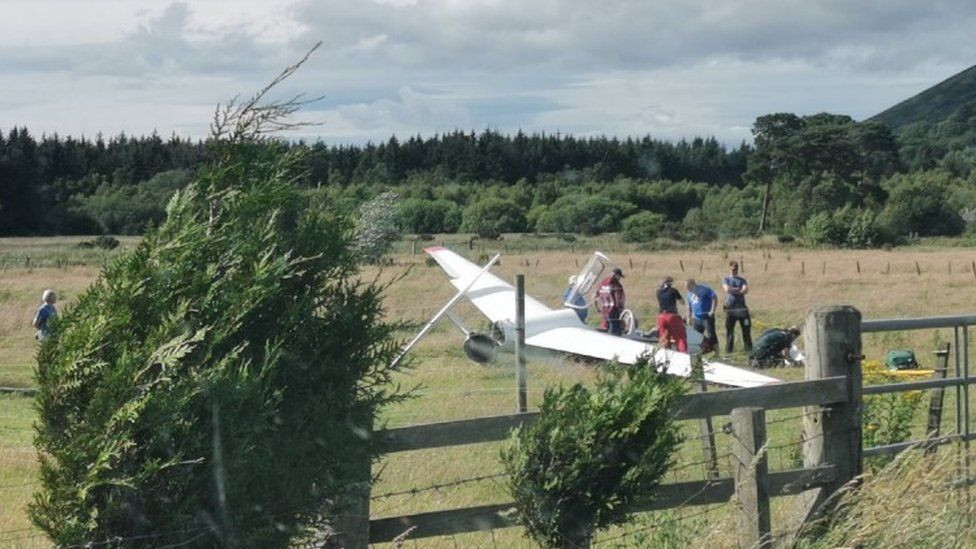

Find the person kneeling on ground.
xmin=656 ymin=276 xmax=687 ymax=352
xmin=749 ymin=326 xmax=801 ymax=368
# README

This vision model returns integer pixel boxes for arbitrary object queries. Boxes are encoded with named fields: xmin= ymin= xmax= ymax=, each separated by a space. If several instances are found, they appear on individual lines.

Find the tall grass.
xmin=800 ymin=444 xmax=976 ymax=547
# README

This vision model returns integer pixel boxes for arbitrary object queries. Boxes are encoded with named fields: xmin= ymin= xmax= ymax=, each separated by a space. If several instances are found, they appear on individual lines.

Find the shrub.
xmin=621 ymin=211 xmax=667 ymax=242
xmin=500 ymin=361 xmax=684 ymax=548
xmin=395 ymin=197 xmax=461 ymax=234
xmin=881 ymin=172 xmax=965 ymax=237
xmin=534 ymin=194 xmax=636 ymax=235
xmin=845 ymin=209 xmax=889 ymax=248
xmin=804 ymin=208 xmax=893 ymax=248
xmin=460 ymin=197 xmax=526 ymax=238
xmin=354 ymin=190 xmax=400 ymax=263
xmin=70 ymin=170 xmax=192 ymax=235
xmin=803 ymin=211 xmax=847 ymax=247
xmin=31 ymin=80 xmax=404 ymax=545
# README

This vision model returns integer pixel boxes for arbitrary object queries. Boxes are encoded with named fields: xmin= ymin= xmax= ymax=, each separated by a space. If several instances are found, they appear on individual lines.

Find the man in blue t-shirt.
xmin=722 ymin=261 xmax=752 ymax=354
xmin=32 ymin=289 xmax=58 ymax=341
xmin=685 ymin=278 xmax=718 ymax=353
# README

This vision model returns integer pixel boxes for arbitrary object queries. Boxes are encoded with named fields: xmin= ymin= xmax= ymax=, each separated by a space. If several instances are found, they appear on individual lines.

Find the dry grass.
xmin=798 ymin=444 xmax=976 ymax=548
xmin=4 ymin=238 xmax=976 ymax=546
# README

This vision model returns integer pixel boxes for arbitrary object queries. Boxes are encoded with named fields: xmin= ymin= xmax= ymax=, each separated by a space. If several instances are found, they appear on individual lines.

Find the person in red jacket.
xmin=595 ymin=267 xmax=626 ymax=335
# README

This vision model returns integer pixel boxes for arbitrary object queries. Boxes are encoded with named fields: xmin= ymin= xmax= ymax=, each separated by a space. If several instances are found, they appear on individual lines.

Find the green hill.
xmin=870 ymin=64 xmax=976 ymax=131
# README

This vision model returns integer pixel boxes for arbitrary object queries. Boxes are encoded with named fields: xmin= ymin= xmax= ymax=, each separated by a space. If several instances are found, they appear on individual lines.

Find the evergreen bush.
xmin=31 ymin=62 xmax=403 ymax=546
xmin=500 ymin=361 xmax=684 ymax=548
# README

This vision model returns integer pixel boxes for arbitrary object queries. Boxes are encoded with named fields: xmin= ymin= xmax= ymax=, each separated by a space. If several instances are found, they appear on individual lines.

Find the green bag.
xmin=885 ymin=349 xmax=918 ymax=370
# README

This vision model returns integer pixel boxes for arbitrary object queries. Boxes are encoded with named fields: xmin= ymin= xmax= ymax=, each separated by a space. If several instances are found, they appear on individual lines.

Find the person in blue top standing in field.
xmin=563 ymin=275 xmax=588 ymax=323
xmin=685 ymin=278 xmax=718 ymax=354
xmin=722 ymin=261 xmax=752 ymax=354
xmin=32 ymin=289 xmax=58 ymax=341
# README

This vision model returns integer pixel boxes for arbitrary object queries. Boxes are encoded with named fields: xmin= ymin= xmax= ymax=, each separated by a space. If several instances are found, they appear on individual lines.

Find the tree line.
xmin=2 ymin=112 xmax=976 ymax=245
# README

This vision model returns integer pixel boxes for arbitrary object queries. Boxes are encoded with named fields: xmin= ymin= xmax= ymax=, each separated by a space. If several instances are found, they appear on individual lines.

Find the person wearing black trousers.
xmin=721 ymin=261 xmax=752 ymax=354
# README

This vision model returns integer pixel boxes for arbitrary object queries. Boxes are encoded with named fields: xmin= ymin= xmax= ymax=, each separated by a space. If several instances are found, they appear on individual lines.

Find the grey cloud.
xmin=0 ymin=2 xmax=283 ymax=79
xmin=294 ymin=0 xmax=976 ymax=74
xmin=2 ymin=0 xmax=974 ymax=143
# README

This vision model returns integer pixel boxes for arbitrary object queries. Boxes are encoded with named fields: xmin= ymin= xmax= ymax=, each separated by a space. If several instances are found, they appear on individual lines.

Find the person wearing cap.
xmin=563 ymin=275 xmax=588 ymax=323
xmin=32 ymin=289 xmax=58 ymax=341
xmin=656 ymin=276 xmax=687 ymax=352
xmin=595 ymin=267 xmax=626 ymax=335
xmin=685 ymin=278 xmax=718 ymax=353
xmin=749 ymin=326 xmax=801 ymax=368
xmin=722 ymin=260 xmax=752 ymax=354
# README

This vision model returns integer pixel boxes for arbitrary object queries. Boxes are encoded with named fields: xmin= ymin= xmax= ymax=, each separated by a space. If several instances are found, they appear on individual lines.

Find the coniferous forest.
xmin=2 ymin=105 xmax=976 ymax=245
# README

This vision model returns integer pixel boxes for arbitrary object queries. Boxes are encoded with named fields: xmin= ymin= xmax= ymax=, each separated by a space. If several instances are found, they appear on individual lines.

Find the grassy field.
xmin=3 ymin=236 xmax=976 ymax=546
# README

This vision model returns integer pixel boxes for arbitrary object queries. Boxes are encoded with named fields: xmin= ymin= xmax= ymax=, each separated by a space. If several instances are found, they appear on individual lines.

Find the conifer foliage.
xmin=31 ymin=58 xmax=403 ymax=546
xmin=500 ymin=361 xmax=684 ymax=548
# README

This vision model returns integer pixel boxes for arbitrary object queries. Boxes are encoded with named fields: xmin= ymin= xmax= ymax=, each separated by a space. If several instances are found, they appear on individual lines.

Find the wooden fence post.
xmin=794 ymin=306 xmax=863 ymax=528
xmin=692 ymin=355 xmax=720 ymax=479
xmin=732 ymin=407 xmax=771 ymax=549
xmin=515 ymin=274 xmax=527 ymax=413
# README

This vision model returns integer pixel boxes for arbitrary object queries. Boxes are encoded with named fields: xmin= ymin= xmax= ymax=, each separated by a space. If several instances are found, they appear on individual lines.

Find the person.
xmin=685 ymin=278 xmax=718 ymax=353
xmin=749 ymin=326 xmax=801 ymax=368
xmin=722 ymin=260 xmax=752 ymax=354
xmin=656 ymin=276 xmax=684 ymax=314
xmin=656 ymin=276 xmax=687 ymax=352
xmin=595 ymin=267 xmax=626 ymax=336
xmin=563 ymin=275 xmax=588 ymax=323
xmin=32 ymin=289 xmax=57 ymax=341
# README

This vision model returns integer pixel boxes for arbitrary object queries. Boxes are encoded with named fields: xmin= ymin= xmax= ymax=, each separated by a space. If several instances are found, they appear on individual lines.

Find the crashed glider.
xmin=420 ymin=246 xmax=779 ymax=389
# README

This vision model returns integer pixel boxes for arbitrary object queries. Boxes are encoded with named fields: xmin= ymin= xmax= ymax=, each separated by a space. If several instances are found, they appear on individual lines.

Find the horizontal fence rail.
xmin=862 ymin=377 xmax=965 ymax=395
xmin=382 ymin=376 xmax=849 ymax=454
xmin=862 ymin=314 xmax=976 ymax=332
xmin=369 ymin=465 xmax=838 ymax=543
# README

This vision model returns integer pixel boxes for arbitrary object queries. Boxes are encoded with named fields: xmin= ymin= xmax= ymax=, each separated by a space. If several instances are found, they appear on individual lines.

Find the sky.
xmin=1 ymin=0 xmax=974 ymax=146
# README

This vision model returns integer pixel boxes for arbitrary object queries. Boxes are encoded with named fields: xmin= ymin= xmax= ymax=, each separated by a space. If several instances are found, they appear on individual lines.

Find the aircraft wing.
xmin=425 ymin=246 xmax=553 ymax=322
xmin=424 ymin=246 xmax=779 ymax=388
xmin=526 ymin=327 xmax=779 ymax=388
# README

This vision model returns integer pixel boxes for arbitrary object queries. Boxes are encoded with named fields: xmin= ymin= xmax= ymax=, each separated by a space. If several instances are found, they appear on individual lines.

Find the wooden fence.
xmin=338 ymin=306 xmax=973 ymax=548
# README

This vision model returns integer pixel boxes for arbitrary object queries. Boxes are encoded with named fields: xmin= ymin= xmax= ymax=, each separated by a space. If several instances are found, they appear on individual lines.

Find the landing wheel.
xmin=463 ymin=332 xmax=498 ymax=363
xmin=620 ymin=309 xmax=637 ymax=335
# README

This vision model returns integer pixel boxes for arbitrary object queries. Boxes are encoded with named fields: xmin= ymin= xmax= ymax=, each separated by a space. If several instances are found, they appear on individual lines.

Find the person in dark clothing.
xmin=656 ymin=276 xmax=684 ymax=314
xmin=685 ymin=278 xmax=718 ymax=353
xmin=596 ymin=267 xmax=626 ymax=336
xmin=656 ymin=276 xmax=687 ymax=352
xmin=749 ymin=326 xmax=801 ymax=368
xmin=722 ymin=261 xmax=752 ymax=354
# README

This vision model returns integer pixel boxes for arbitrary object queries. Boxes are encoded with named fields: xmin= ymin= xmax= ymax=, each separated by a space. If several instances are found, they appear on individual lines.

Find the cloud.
xmin=293 ymin=0 xmax=976 ymax=74
xmin=1 ymin=0 xmax=974 ymax=143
